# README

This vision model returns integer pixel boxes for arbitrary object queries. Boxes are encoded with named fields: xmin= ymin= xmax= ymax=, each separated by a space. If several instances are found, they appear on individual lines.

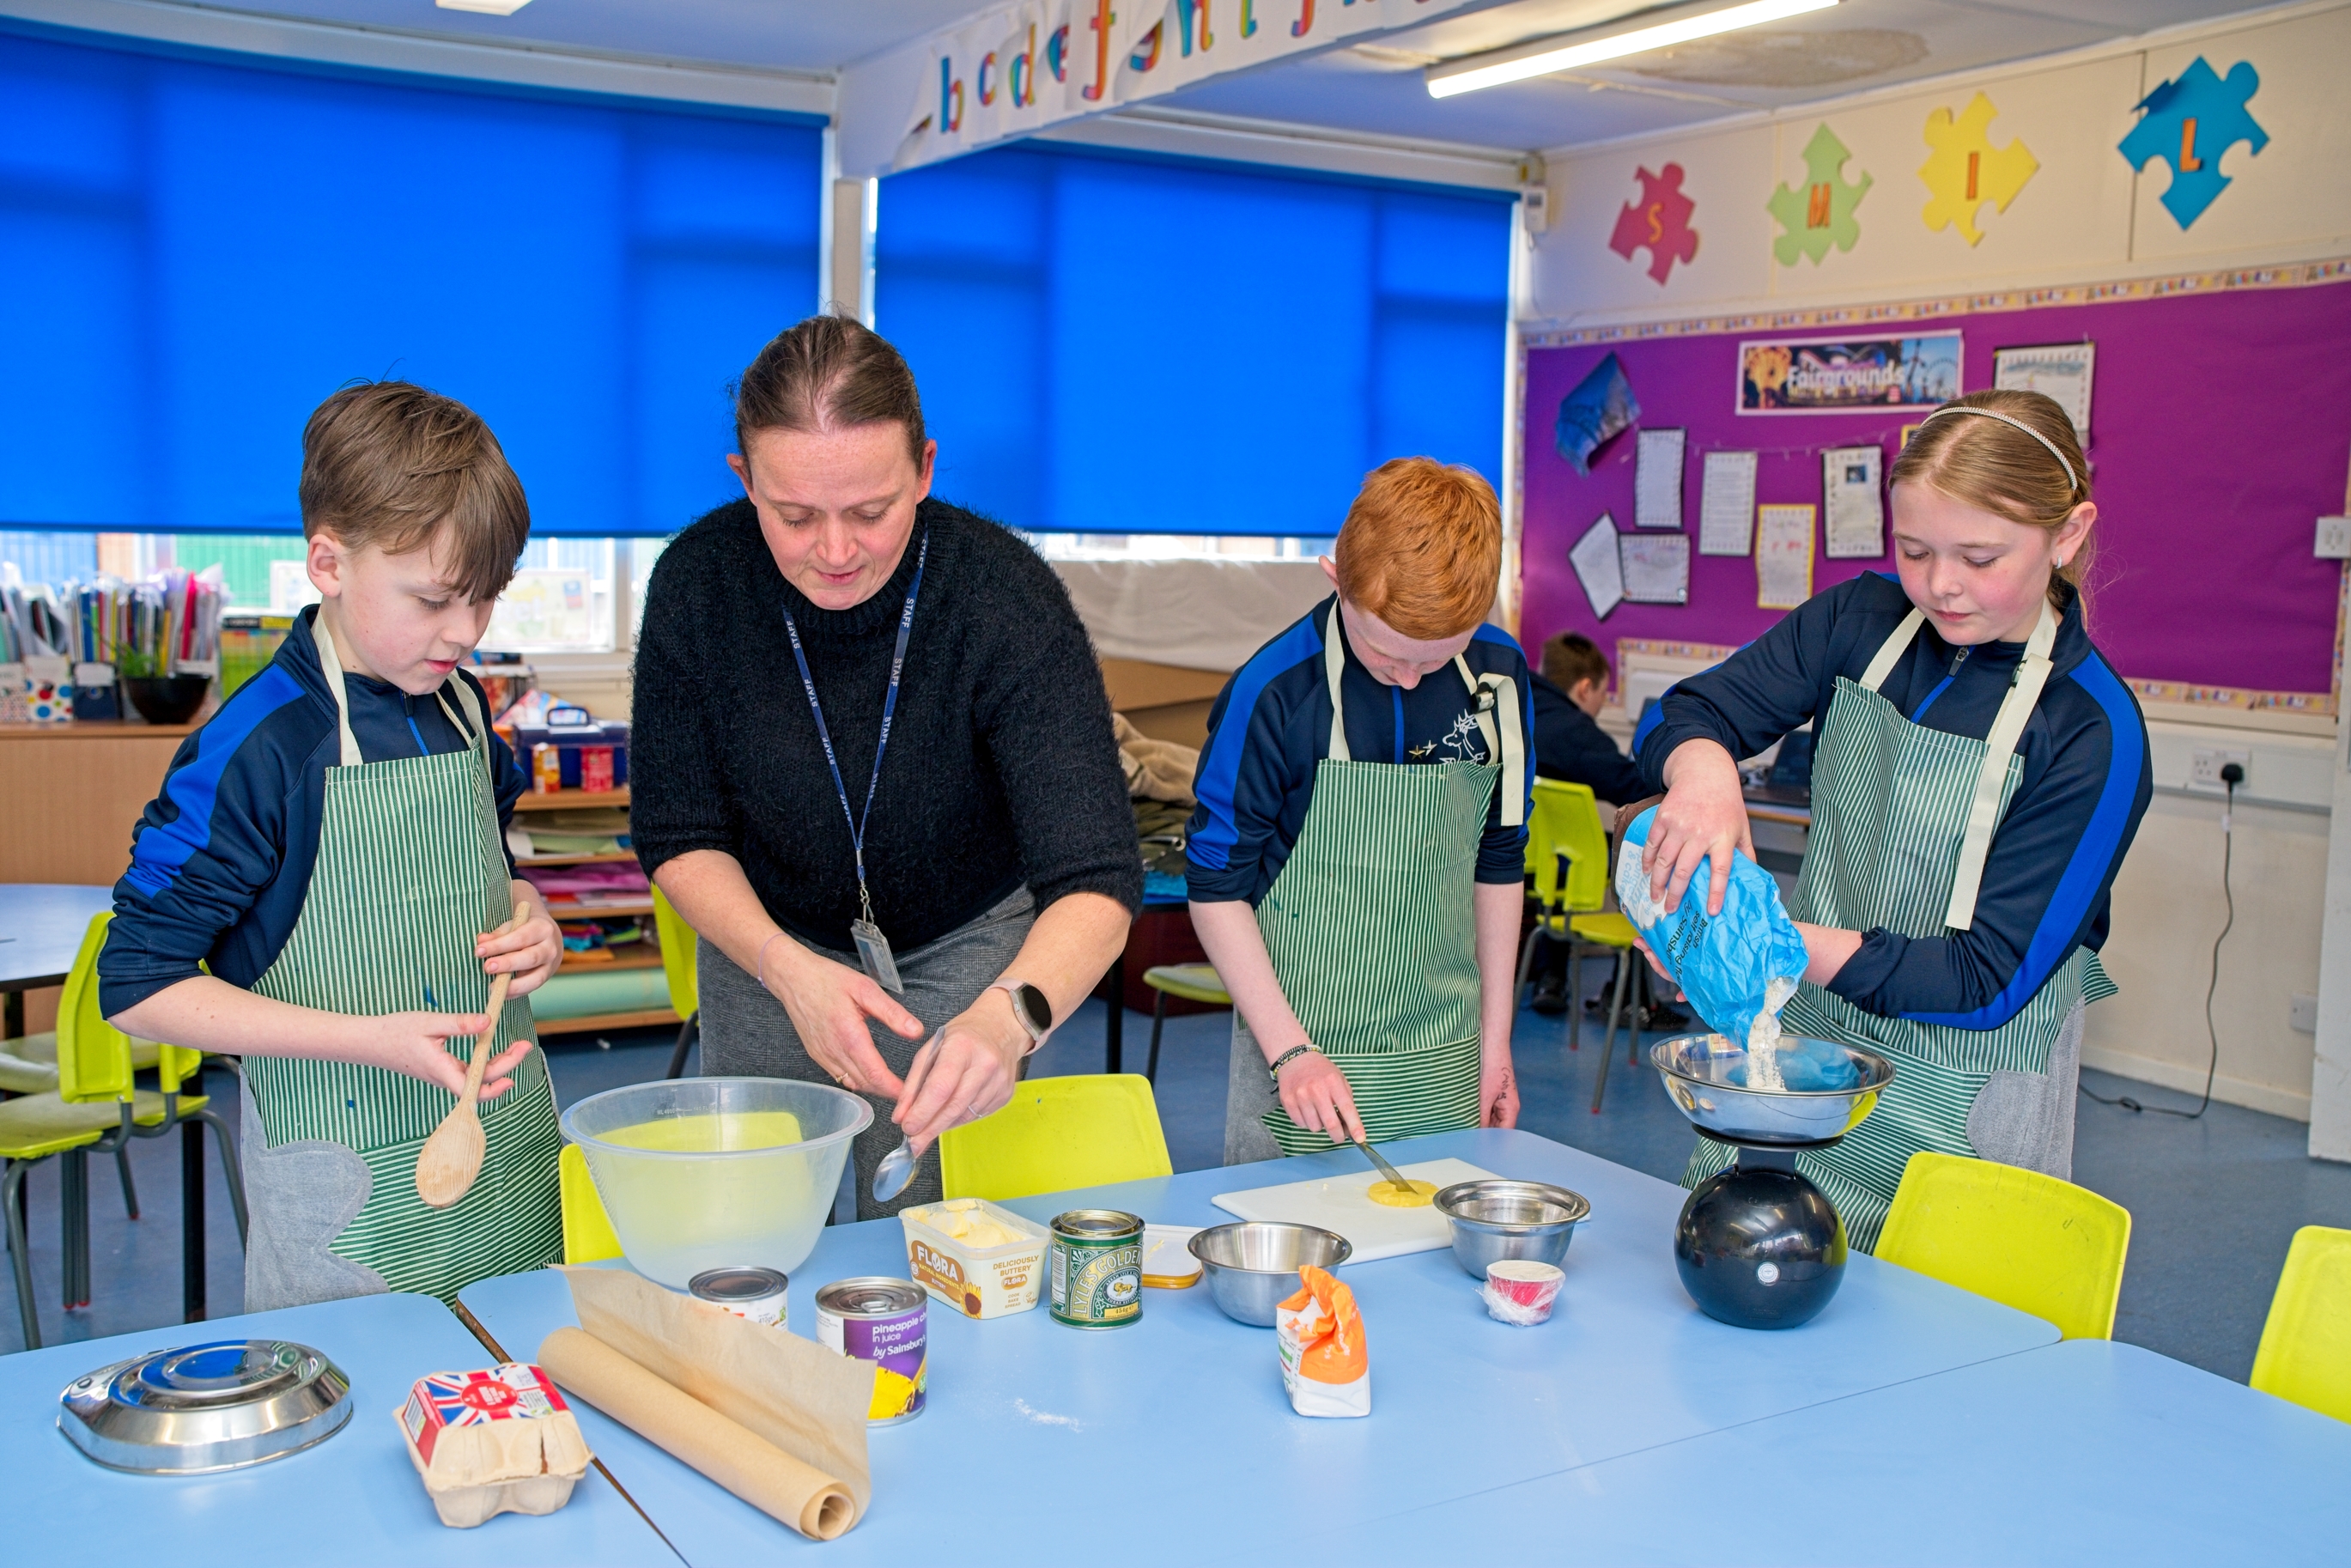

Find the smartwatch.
xmin=992 ymin=981 xmax=1054 ymax=1054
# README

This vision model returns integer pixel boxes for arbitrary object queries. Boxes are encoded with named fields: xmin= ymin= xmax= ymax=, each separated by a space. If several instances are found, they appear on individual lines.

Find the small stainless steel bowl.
xmin=59 ymin=1340 xmax=352 ymax=1475
xmin=1433 ymin=1180 xmax=1591 ymax=1279
xmin=1186 ymin=1222 xmax=1353 ymax=1326
xmin=1647 ymin=1034 xmax=1895 ymax=1146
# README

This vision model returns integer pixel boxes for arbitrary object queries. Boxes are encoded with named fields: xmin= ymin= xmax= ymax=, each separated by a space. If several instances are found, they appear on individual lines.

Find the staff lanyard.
xmin=780 ymin=529 xmax=929 ymax=933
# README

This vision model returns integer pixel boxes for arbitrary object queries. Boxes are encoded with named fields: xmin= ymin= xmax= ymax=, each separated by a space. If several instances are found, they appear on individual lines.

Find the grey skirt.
xmin=697 ymin=887 xmax=1036 ymax=1219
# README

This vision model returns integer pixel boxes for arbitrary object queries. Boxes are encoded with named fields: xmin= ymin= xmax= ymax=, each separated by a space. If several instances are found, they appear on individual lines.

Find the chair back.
xmin=939 ymin=1074 xmax=1174 ymax=1202
xmin=651 ymin=887 xmax=699 ymax=1020
xmin=57 ymin=912 xmax=204 ymax=1105
xmin=558 ymin=1143 xmax=625 ymax=1264
xmin=2251 ymin=1225 xmax=2351 ymax=1425
xmin=1876 ymin=1151 xmax=2130 ymax=1340
xmin=1526 ymin=779 xmax=1611 ymax=915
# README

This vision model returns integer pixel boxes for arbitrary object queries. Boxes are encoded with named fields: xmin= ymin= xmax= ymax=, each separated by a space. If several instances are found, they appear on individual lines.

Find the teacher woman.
xmin=631 ymin=315 xmax=1141 ymax=1217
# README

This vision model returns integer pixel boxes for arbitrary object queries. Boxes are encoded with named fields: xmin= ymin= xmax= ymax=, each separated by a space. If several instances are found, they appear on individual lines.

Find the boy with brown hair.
xmin=100 ymin=380 xmax=565 ymax=1309
xmin=1187 ymin=457 xmax=1533 ymax=1164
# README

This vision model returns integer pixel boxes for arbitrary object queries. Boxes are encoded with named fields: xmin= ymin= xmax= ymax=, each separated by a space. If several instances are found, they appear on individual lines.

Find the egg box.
xmin=899 ymin=1198 xmax=1050 ymax=1319
xmin=397 ymin=1364 xmax=592 ymax=1529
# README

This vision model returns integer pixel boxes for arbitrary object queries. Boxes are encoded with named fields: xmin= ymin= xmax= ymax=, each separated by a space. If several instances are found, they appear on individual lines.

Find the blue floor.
xmin=7 ymin=983 xmax=2349 ymax=1383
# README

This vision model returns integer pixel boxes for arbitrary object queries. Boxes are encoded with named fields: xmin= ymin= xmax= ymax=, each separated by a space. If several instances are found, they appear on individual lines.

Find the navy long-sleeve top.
xmin=1635 ymin=574 xmax=2149 ymax=1028
xmin=1184 ymin=596 xmax=1535 ymax=908
xmin=98 ymin=607 xmax=524 ymax=1018
xmin=1528 ymin=672 xmax=1647 ymax=804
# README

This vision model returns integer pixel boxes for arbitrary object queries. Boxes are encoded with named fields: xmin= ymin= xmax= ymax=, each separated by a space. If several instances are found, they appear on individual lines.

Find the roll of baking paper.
xmin=537 ymin=1327 xmax=856 ymax=1541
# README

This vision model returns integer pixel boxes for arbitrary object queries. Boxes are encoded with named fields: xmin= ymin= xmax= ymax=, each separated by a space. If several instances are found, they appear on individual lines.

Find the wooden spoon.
xmin=416 ymin=912 xmax=528 ymax=1210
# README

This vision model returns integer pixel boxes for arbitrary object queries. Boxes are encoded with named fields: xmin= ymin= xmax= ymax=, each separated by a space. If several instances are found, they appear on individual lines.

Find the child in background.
xmin=100 ymin=381 xmax=565 ymax=1310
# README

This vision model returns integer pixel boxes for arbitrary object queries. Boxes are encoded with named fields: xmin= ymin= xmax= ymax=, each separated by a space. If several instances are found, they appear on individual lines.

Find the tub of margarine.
xmin=900 ymin=1198 xmax=1050 ymax=1319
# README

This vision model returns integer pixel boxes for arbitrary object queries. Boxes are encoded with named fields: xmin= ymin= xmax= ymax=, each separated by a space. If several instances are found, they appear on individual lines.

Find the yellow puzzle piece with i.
xmin=1920 ymin=93 xmax=2038 ymax=246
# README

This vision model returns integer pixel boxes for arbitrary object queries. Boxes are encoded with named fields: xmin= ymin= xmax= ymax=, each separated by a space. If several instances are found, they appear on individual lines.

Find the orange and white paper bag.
xmin=1276 ymin=1265 xmax=1370 ymax=1418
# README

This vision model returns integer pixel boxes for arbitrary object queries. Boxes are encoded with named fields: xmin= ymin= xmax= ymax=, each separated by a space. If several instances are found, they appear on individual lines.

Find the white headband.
xmin=1920 ymin=404 xmax=2080 ymax=495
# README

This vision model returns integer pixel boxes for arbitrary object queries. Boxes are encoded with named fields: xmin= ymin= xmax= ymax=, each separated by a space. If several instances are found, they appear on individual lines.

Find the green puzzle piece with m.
xmin=1769 ymin=123 xmax=1871 ymax=266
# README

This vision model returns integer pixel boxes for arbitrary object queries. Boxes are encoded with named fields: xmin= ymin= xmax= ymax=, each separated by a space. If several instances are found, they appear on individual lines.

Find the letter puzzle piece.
xmin=1919 ymin=93 xmax=2038 ymax=246
xmin=2117 ymin=57 xmax=2267 ymax=229
xmin=1768 ymin=124 xmax=1870 ymax=267
xmin=1608 ymin=163 xmax=1700 ymax=285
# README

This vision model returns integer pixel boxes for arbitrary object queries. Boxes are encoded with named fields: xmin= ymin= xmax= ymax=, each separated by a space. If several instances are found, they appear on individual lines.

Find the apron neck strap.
xmin=1945 ymin=599 xmax=2062 ymax=931
xmin=311 ymin=614 xmax=365 ymax=768
xmin=1859 ymin=609 xmax=1928 ymax=692
xmin=1457 ymin=653 xmax=1528 ymax=830
xmin=1323 ymin=605 xmax=1352 ymax=762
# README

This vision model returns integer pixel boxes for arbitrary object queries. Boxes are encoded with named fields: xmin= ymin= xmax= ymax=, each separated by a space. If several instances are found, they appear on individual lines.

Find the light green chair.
xmin=1876 ymin=1151 xmax=2131 ymax=1340
xmin=653 ymin=887 xmax=702 ymax=1079
xmin=54 ymin=912 xmax=247 ymax=1334
xmin=2250 ymin=1225 xmax=2351 ymax=1425
xmin=939 ymin=1074 xmax=1173 ymax=1203
xmin=1516 ymin=779 xmax=1649 ymax=1111
xmin=1142 ymin=963 xmax=1229 ymax=1085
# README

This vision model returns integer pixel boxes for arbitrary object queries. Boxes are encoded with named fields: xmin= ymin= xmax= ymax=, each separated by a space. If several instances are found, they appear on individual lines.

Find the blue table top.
xmin=460 ymin=1127 xmax=2058 ymax=1565
xmin=0 ymin=882 xmax=111 ymax=991
xmin=2 ymin=1291 xmax=679 ymax=1565
xmin=1285 ymin=1338 xmax=2351 ymax=1567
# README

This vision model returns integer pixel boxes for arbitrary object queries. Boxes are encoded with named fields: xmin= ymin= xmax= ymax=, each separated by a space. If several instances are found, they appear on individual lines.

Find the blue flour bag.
xmin=1613 ymin=806 xmax=1819 ymax=1072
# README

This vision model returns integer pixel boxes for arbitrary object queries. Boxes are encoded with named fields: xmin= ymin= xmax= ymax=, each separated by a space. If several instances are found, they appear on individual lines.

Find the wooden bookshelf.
xmin=511 ymin=788 xmax=629 ymax=812
xmin=518 ymin=781 xmax=672 ymax=1033
xmin=556 ymin=945 xmax=663 ymax=975
xmin=516 ymin=849 xmax=639 ymax=868
xmin=538 ymin=1007 xmax=678 ymax=1037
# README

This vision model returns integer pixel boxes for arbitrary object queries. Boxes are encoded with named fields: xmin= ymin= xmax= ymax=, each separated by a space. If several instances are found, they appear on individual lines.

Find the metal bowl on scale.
xmin=59 ymin=1340 xmax=353 ymax=1474
xmin=1648 ymin=1033 xmax=1893 ymax=1145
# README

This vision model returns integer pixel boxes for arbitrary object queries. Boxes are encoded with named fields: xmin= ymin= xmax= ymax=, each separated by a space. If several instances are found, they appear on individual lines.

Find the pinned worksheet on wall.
xmin=1822 ymin=445 xmax=1885 ymax=558
xmin=1993 ymin=343 xmax=2095 ymax=443
xmin=1698 ymin=450 xmax=1759 ymax=556
xmin=1620 ymin=532 xmax=1691 ymax=604
xmin=1635 ymin=428 xmax=1686 ymax=528
xmin=1570 ymin=513 xmax=1625 ymax=619
xmin=1757 ymin=505 xmax=1816 ymax=610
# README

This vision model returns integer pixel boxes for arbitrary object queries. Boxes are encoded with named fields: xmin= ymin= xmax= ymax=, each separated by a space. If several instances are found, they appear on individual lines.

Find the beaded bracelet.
xmin=1267 ymin=1043 xmax=1319 ymax=1089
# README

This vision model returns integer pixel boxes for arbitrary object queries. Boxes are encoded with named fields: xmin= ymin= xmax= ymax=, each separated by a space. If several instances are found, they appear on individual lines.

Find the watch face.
xmin=1012 ymin=982 xmax=1052 ymax=1035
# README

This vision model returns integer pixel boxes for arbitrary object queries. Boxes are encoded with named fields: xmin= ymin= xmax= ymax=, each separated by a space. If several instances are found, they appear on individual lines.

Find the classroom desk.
xmin=4 ymin=1291 xmax=681 ymax=1566
xmin=0 ymin=883 xmax=111 ymax=1038
xmin=460 ymin=1127 xmax=2056 ymax=1565
xmin=1283 ymin=1338 xmax=2351 ymax=1566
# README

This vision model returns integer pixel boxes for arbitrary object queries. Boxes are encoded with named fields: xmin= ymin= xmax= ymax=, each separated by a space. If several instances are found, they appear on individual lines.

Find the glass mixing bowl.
xmin=561 ymin=1078 xmax=873 ymax=1285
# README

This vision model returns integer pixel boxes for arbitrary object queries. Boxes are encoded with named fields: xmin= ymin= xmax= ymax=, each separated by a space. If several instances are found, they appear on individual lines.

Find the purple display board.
xmin=1522 ymin=279 xmax=2351 ymax=699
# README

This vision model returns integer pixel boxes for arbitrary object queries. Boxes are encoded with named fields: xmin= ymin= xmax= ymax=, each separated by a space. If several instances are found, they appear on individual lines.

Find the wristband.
xmin=756 ymin=933 xmax=789 ymax=993
xmin=1267 ymin=1043 xmax=1319 ymax=1089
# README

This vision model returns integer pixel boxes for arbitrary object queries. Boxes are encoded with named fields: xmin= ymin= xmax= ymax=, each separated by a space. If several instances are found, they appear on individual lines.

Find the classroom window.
xmin=875 ymin=144 xmax=1513 ymax=538
xmin=0 ymin=27 xmax=822 ymax=540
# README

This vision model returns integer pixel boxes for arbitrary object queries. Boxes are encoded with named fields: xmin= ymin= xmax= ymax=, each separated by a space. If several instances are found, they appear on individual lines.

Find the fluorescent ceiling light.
xmin=437 ymin=0 xmax=533 ymax=15
xmin=1426 ymin=0 xmax=1838 ymax=97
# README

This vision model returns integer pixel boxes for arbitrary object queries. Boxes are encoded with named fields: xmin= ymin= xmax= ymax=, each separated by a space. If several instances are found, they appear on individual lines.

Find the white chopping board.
xmin=1210 ymin=1158 xmax=1499 ymax=1263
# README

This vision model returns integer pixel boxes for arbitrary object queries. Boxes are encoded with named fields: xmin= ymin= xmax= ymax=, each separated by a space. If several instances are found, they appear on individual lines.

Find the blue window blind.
xmin=0 ymin=27 xmax=822 ymax=536
xmin=875 ymin=144 xmax=1512 ymax=537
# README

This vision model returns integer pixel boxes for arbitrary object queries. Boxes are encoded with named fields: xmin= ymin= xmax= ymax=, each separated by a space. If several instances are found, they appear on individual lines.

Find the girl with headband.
xmin=1632 ymin=388 xmax=2151 ymax=1250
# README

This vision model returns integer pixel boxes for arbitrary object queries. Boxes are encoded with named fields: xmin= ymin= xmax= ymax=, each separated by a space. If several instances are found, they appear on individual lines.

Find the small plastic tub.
xmin=1482 ymin=1260 xmax=1565 ymax=1326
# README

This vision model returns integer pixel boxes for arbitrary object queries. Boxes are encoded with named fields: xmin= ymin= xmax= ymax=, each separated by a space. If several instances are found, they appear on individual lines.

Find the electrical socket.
xmin=2190 ymin=747 xmax=2250 ymax=789
xmin=2318 ymin=516 xmax=2351 ymax=559
xmin=2291 ymin=994 xmax=2319 ymax=1034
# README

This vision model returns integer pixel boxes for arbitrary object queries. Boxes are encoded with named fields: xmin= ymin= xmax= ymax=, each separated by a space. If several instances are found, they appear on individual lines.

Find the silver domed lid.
xmin=59 ymin=1340 xmax=352 ymax=1474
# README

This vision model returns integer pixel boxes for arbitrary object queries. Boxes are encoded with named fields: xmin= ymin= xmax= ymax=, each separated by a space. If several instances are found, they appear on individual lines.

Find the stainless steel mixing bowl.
xmin=1648 ymin=1033 xmax=1895 ymax=1145
xmin=1186 ymin=1222 xmax=1353 ymax=1326
xmin=1432 ymin=1180 xmax=1591 ymax=1278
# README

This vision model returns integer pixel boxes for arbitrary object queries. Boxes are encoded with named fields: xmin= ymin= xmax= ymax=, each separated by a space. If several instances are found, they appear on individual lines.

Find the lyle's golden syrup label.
xmin=1048 ymin=1211 xmax=1144 ymax=1328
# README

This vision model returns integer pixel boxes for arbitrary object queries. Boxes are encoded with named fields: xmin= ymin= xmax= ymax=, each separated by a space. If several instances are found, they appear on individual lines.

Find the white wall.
xmin=1519 ymin=2 xmax=2351 ymax=1126
xmin=1527 ymin=2 xmax=2351 ymax=330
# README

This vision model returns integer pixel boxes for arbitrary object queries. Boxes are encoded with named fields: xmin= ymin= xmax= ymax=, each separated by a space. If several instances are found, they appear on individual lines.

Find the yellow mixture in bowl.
xmin=1367 ymin=1179 xmax=1438 ymax=1207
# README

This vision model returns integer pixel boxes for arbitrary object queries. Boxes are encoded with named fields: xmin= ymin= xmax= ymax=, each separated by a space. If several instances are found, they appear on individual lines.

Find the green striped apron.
xmin=240 ymin=627 xmax=562 ymax=1309
xmin=1685 ymin=603 xmax=2112 ymax=1252
xmin=1254 ymin=614 xmax=1527 ymax=1156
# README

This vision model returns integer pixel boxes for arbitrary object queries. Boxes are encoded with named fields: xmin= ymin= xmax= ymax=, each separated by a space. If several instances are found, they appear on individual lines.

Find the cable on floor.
xmin=2081 ymin=766 xmax=2237 ymax=1120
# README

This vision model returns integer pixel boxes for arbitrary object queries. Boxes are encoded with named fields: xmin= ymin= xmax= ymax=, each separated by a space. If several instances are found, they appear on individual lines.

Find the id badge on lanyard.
xmin=782 ymin=532 xmax=929 ymax=995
